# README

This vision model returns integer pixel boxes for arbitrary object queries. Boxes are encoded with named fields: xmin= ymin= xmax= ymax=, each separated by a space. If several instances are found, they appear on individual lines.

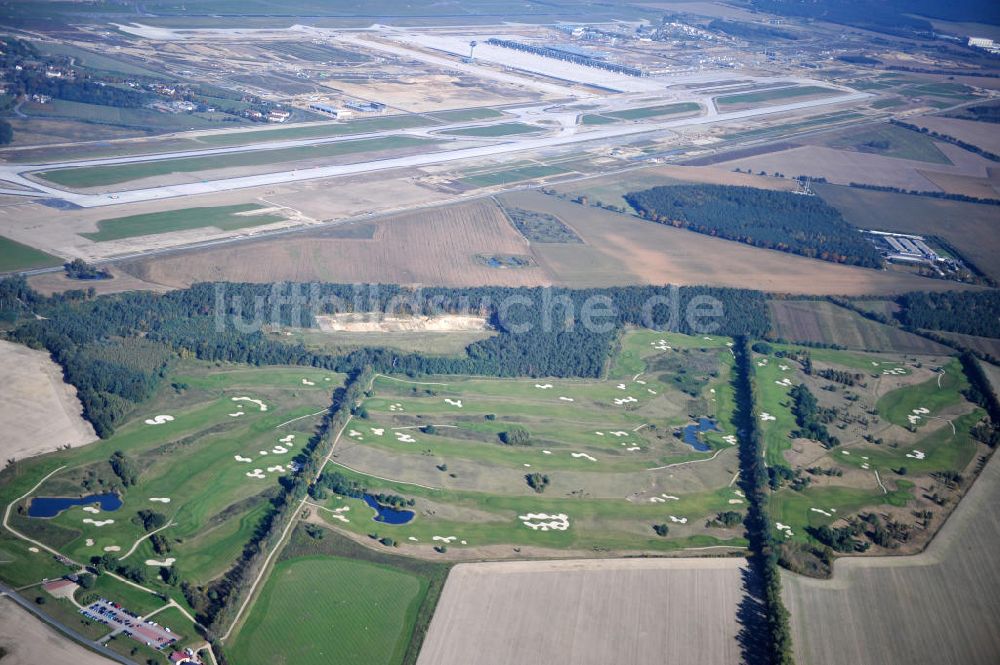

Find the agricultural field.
xmin=81 ymin=204 xmax=286 ymax=242
xmin=312 ymin=330 xmax=748 ymax=558
xmin=768 ymin=300 xmax=951 ymax=354
xmin=35 ymin=135 xmax=438 ymax=189
xmin=418 ymin=557 xmax=748 ymax=665
xmin=0 ymin=236 xmax=63 ymax=273
xmin=825 ymin=124 xmax=952 ymax=164
xmin=0 ymin=362 xmax=344 ymax=600
xmin=0 ymin=597 xmax=115 ymax=665
xmin=749 ymin=343 xmax=988 ymax=559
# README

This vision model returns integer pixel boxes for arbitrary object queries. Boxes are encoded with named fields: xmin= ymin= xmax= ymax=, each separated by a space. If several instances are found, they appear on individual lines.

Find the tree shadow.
xmin=736 ymin=563 xmax=770 ymax=665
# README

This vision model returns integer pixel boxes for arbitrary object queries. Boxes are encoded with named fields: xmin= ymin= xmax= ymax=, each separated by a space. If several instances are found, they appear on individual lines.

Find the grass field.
xmin=715 ymin=85 xmax=839 ymax=108
xmin=0 ymin=235 xmax=63 ymax=272
xmin=768 ymin=300 xmax=951 ymax=354
xmin=24 ymin=98 xmax=244 ymax=134
xmin=315 ymin=330 xmax=746 ymax=556
xmin=825 ymin=124 xmax=951 ymax=164
xmin=82 ymin=204 xmax=285 ymax=242
xmin=458 ymin=164 xmax=568 ymax=187
xmin=37 ymin=135 xmax=437 ymax=188
xmin=198 ymin=115 xmax=436 ymax=147
xmin=229 ymin=556 xmax=425 ymax=665
xmin=439 ymin=122 xmax=539 ymax=137
xmin=876 ymin=358 xmax=968 ymax=429
xmin=603 ymin=102 xmax=701 ymax=120
xmin=429 ymin=108 xmax=504 ymax=122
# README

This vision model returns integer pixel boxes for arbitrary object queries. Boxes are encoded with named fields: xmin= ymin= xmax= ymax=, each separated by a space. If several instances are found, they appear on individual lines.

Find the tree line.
xmin=897 ymin=291 xmax=1000 ymax=339
xmin=624 ymin=184 xmax=884 ymax=268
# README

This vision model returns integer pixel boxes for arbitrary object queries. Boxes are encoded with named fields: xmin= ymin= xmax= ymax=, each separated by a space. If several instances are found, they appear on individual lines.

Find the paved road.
xmin=0 ymin=583 xmax=132 ymax=664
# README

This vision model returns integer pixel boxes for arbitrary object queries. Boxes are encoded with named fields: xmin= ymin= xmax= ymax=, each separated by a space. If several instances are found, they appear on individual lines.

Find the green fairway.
xmin=604 ymin=102 xmax=701 ymax=120
xmin=38 ymin=136 xmax=437 ymax=188
xmin=0 ymin=235 xmax=63 ymax=272
xmin=716 ymin=85 xmax=839 ymax=107
xmin=82 ymin=204 xmax=285 ymax=241
xmin=877 ymin=359 xmax=968 ymax=429
xmin=770 ymin=483 xmax=912 ymax=542
xmin=229 ymin=556 xmax=425 ymax=665
xmin=439 ymin=122 xmax=540 ymax=137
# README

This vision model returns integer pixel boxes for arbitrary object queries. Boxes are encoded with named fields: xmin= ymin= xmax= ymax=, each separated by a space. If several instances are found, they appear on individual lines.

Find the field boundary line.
xmin=376 ymin=374 xmax=449 ymax=386
xmin=647 ymin=448 xmax=725 ymax=471
xmin=325 ymin=460 xmax=441 ymax=491
xmin=275 ymin=408 xmax=327 ymax=428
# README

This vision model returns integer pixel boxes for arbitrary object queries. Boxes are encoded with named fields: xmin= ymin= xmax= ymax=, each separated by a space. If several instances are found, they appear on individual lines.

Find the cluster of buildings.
xmin=485 ymin=38 xmax=647 ymax=77
xmin=864 ymin=230 xmax=940 ymax=263
xmin=968 ymin=37 xmax=1000 ymax=55
xmin=309 ymin=99 xmax=386 ymax=119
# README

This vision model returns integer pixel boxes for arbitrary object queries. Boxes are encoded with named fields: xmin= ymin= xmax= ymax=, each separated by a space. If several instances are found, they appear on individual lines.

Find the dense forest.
xmin=750 ymin=0 xmax=999 ymax=37
xmin=898 ymin=291 xmax=1000 ymax=338
xmin=0 ymin=278 xmax=772 ymax=437
xmin=625 ymin=184 xmax=884 ymax=268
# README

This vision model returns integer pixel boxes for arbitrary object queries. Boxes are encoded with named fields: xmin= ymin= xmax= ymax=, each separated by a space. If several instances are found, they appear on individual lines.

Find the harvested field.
xmin=768 ymin=300 xmax=951 ymax=354
xmin=915 ymin=168 xmax=1000 ymax=200
xmin=815 ymin=184 xmax=1000 ymax=282
xmin=0 ymin=597 xmax=114 ymax=665
xmin=417 ymin=558 xmax=748 ymax=665
xmin=502 ymin=191 xmax=970 ymax=296
xmin=0 ymin=340 xmax=97 ymax=462
xmin=122 ymin=200 xmax=552 ymax=288
xmin=933 ymin=331 xmax=1000 ymax=359
xmin=783 ymin=444 xmax=1000 ymax=665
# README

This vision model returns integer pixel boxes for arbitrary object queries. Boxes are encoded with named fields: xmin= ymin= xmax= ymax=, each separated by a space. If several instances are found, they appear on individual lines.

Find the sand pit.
xmin=231 ymin=396 xmax=268 ymax=411
xmin=85 ymin=538 xmax=94 ymax=546
xmin=559 ymin=396 xmax=575 ymax=402
xmin=301 ymin=378 xmax=315 ymax=386
xmin=83 ymin=519 xmax=114 ymax=527
xmin=279 ymin=434 xmax=295 ymax=444
xmin=433 ymin=536 xmax=458 ymax=543
xmin=542 ymin=450 xmax=552 ymax=455
xmin=371 ymin=428 xmax=385 ymax=436
xmin=82 ymin=506 xmax=100 ymax=514
xmin=906 ymin=450 xmax=927 ymax=460
xmin=246 ymin=469 xmax=266 ymax=479
xmin=571 ymin=453 xmax=597 ymax=462
xmin=667 ymin=515 xmax=688 ymax=524
xmin=28 ymin=546 xmax=39 ymax=553
xmin=149 ymin=497 xmax=171 ymax=503
xmin=396 ymin=432 xmax=417 ymax=443
xmin=535 ymin=383 xmax=553 ymax=389
xmin=145 ymin=557 xmax=176 ymax=567
xmin=810 ymin=508 xmax=833 ymax=517
xmin=613 ymin=396 xmax=638 ymax=406
xmin=389 ymin=402 xmax=405 ymax=412
xmin=271 ymin=445 xmax=288 ymax=454
xmin=444 ymin=398 xmax=464 ymax=408
xmin=267 ymin=465 xmax=286 ymax=473
xmin=518 ymin=513 xmax=570 ymax=531
xmin=235 ymin=455 xmax=253 ymax=463
xmin=103 ymin=545 xmax=120 ymax=552
xmin=760 ymin=413 xmax=777 ymax=422
xmin=144 ymin=415 xmax=175 ymax=425
xmin=229 ymin=411 xmax=245 ymax=417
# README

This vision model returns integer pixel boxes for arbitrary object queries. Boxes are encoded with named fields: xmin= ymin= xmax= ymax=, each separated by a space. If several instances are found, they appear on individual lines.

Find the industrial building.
xmin=485 ymin=38 xmax=646 ymax=77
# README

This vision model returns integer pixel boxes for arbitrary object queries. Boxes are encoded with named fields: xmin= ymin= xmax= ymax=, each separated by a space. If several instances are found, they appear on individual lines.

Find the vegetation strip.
xmin=731 ymin=337 xmax=795 ymax=664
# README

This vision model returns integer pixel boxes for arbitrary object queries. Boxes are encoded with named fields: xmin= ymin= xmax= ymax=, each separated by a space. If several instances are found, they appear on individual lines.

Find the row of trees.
xmin=891 ymin=120 xmax=999 ymax=163
xmin=732 ymin=338 xmax=795 ymax=664
xmin=789 ymin=384 xmax=840 ymax=448
xmin=625 ymin=184 xmax=884 ymax=268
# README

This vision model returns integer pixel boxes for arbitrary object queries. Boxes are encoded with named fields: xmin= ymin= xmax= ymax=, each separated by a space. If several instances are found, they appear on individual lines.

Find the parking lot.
xmin=80 ymin=599 xmax=178 ymax=650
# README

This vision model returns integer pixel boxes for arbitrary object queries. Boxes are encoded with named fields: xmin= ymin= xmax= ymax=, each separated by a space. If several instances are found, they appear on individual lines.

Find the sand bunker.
xmin=647 ymin=388 xmax=657 ymax=395
xmin=779 ymin=364 xmax=790 ymax=371
xmin=723 ymin=434 xmax=738 ymax=445
xmin=271 ymin=446 xmax=288 ymax=454
xmin=229 ymin=412 xmax=245 ymax=417
xmin=571 ymin=452 xmax=597 ymax=462
xmin=102 ymin=545 xmax=120 ymax=552
xmin=626 ymin=446 xmax=641 ymax=451
xmin=349 ymin=429 xmax=363 ymax=439
xmin=613 ymin=396 xmax=638 ymax=406
xmin=775 ymin=523 xmax=793 ymax=538
xmin=444 ymin=398 xmax=463 ymax=408
xmin=396 ymin=432 xmax=416 ymax=443
xmin=841 ymin=450 xmax=851 ymax=455
xmin=302 ymin=378 xmax=315 ymax=386
xmin=559 ymin=396 xmax=574 ymax=402
xmin=85 ymin=539 xmax=94 ymax=547
xmin=145 ymin=557 xmax=176 ymax=567
xmin=83 ymin=519 xmax=114 ymax=527
xmin=518 ymin=513 xmax=570 ymax=531
xmin=246 ymin=469 xmax=266 ymax=479
xmin=279 ymin=434 xmax=295 ymax=444
xmin=370 ymin=428 xmax=384 ymax=436
xmin=28 ymin=546 xmax=39 ymax=553
xmin=542 ymin=450 xmax=552 ymax=455
xmin=906 ymin=450 xmax=926 ymax=460
xmin=150 ymin=497 xmax=171 ymax=503
xmin=883 ymin=367 xmax=906 ymax=375
xmin=259 ymin=450 xmax=269 ymax=455
xmin=810 ymin=508 xmax=833 ymax=517
xmin=433 ymin=536 xmax=458 ymax=543
xmin=326 ymin=506 xmax=351 ymax=523
xmin=267 ymin=465 xmax=286 ymax=473
xmin=760 ymin=413 xmax=777 ymax=422
xmin=651 ymin=339 xmax=672 ymax=351
xmin=775 ymin=378 xmax=793 ymax=387
xmin=389 ymin=402 xmax=405 ymax=412
xmin=535 ymin=383 xmax=553 ymax=389
xmin=82 ymin=506 xmax=100 ymax=514
xmin=231 ymin=396 xmax=268 ymax=411
xmin=408 ymin=536 xmax=418 ymax=541
xmin=610 ymin=431 xmax=628 ymax=437
xmin=728 ymin=499 xmax=744 ymax=504
xmin=668 ymin=515 xmax=688 ymax=524
xmin=144 ymin=415 xmax=175 ymax=425
xmin=616 ymin=384 xmax=627 ymax=390
xmin=235 ymin=455 xmax=253 ymax=463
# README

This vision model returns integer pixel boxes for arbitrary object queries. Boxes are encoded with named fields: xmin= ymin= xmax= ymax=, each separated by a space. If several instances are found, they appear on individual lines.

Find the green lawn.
xmin=716 ymin=86 xmax=839 ymax=107
xmin=440 ymin=122 xmax=540 ymax=137
xmin=580 ymin=114 xmax=617 ymax=125
xmin=604 ymin=102 xmax=701 ymax=120
xmin=198 ymin=115 xmax=436 ymax=147
xmin=0 ymin=236 xmax=62 ymax=272
xmin=229 ymin=556 xmax=425 ymax=665
xmin=82 ymin=204 xmax=285 ymax=242
xmin=430 ymin=108 xmax=504 ymax=122
xmin=38 ymin=136 xmax=437 ymax=188
xmin=877 ymin=359 xmax=968 ymax=429
xmin=459 ymin=164 xmax=568 ymax=187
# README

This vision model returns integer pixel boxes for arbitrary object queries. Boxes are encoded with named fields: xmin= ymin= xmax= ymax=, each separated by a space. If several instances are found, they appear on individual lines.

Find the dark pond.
xmin=28 ymin=493 xmax=122 ymax=518
xmin=363 ymin=494 xmax=415 ymax=525
xmin=682 ymin=417 xmax=719 ymax=452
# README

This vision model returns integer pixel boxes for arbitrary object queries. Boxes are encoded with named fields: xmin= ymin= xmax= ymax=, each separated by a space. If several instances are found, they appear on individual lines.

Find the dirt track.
xmin=783 ymin=447 xmax=1000 ymax=665
xmin=417 ymin=557 xmax=748 ymax=665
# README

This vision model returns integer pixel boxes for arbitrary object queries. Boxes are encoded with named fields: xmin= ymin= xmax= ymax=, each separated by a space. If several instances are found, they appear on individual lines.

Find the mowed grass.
xmin=429 ymin=108 xmax=504 ymax=122
xmin=37 ymin=135 xmax=437 ymax=188
xmin=768 ymin=300 xmax=950 ymax=354
xmin=0 ymin=235 xmax=63 ymax=272
xmin=716 ymin=85 xmax=839 ymax=107
xmin=82 ymin=204 xmax=284 ymax=242
xmin=877 ymin=358 xmax=969 ymax=429
xmin=459 ymin=164 xmax=568 ymax=187
xmin=198 ymin=115 xmax=436 ymax=147
xmin=825 ymin=123 xmax=951 ymax=164
xmin=229 ymin=556 xmax=424 ymax=665
xmin=604 ymin=102 xmax=701 ymax=120
xmin=439 ymin=122 xmax=540 ymax=137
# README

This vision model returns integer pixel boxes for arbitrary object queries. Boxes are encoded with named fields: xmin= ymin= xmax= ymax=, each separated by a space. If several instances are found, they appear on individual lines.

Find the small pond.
xmin=682 ymin=417 xmax=719 ymax=452
xmin=363 ymin=494 xmax=415 ymax=525
xmin=28 ymin=493 xmax=123 ymax=518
